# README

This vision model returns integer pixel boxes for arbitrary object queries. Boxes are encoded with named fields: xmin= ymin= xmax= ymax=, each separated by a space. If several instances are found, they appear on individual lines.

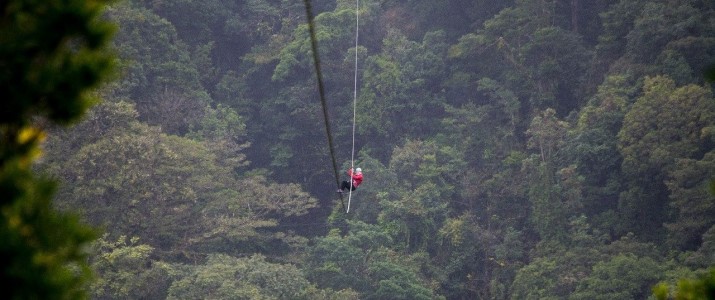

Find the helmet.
xmin=356 ymin=168 xmax=362 ymax=173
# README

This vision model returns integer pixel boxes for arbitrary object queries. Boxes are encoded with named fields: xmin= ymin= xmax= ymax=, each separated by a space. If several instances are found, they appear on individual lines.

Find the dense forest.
xmin=7 ymin=0 xmax=715 ymax=298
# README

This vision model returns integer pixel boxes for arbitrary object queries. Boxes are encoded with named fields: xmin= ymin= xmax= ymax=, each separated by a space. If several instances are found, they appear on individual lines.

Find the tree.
xmin=105 ymin=2 xmax=210 ymax=135
xmin=435 ymin=213 xmax=500 ymax=299
xmin=566 ymin=74 xmax=637 ymax=230
xmin=167 ymin=254 xmax=312 ymax=300
xmin=357 ymin=30 xmax=449 ymax=157
xmin=510 ymin=258 xmax=562 ymax=299
xmin=46 ymin=102 xmax=316 ymax=256
xmin=595 ymin=0 xmax=647 ymax=60
xmin=306 ymin=221 xmax=392 ymax=290
xmin=89 ymin=235 xmax=171 ymax=299
xmin=685 ymin=225 xmax=715 ymax=269
xmin=618 ymin=75 xmax=715 ymax=239
xmin=0 ymin=0 xmax=115 ymax=298
xmin=597 ymin=0 xmax=715 ymax=86
xmin=521 ymin=26 xmax=591 ymax=113
xmin=570 ymin=254 xmax=663 ymax=300
xmin=380 ymin=140 xmax=464 ymax=252
xmin=525 ymin=109 xmax=575 ymax=241
xmin=305 ymin=220 xmax=440 ymax=299
xmin=653 ymin=267 xmax=715 ymax=300
xmin=665 ymin=152 xmax=715 ymax=250
xmin=461 ymin=0 xmax=592 ymax=115
xmin=366 ymin=260 xmax=437 ymax=300
xmin=527 ymin=108 xmax=569 ymax=165
xmin=619 ymin=77 xmax=715 ymax=175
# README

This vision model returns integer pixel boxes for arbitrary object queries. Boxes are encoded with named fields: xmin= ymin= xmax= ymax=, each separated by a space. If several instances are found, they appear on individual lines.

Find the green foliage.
xmin=568 ymin=74 xmax=636 ymax=224
xmin=665 ymin=152 xmax=715 ymax=249
xmin=0 ymin=0 xmax=116 ymax=127
xmin=571 ymin=254 xmax=663 ymax=300
xmin=27 ymin=0 xmax=715 ymax=299
xmin=0 ymin=177 xmax=97 ymax=299
xmin=0 ymin=0 xmax=115 ymax=298
xmin=618 ymin=75 xmax=715 ymax=237
xmin=619 ymin=76 xmax=715 ymax=178
xmin=380 ymin=140 xmax=464 ymax=251
xmin=46 ymin=102 xmax=316 ymax=255
xmin=510 ymin=258 xmax=561 ymax=300
xmin=685 ymin=225 xmax=715 ymax=268
xmin=306 ymin=222 xmax=391 ymax=290
xmin=625 ymin=1 xmax=704 ymax=65
xmin=468 ymin=0 xmax=592 ymax=114
xmin=306 ymin=221 xmax=440 ymax=299
xmin=357 ymin=30 xmax=448 ymax=153
xmin=367 ymin=260 xmax=436 ymax=300
xmin=90 ymin=235 xmax=171 ymax=299
xmin=654 ymin=267 xmax=715 ymax=300
xmin=525 ymin=109 xmax=575 ymax=241
xmin=167 ymin=254 xmax=311 ymax=300
xmin=105 ymin=2 xmax=209 ymax=134
xmin=595 ymin=0 xmax=648 ymax=62
xmin=149 ymin=0 xmax=227 ymax=45
xmin=527 ymin=108 xmax=569 ymax=164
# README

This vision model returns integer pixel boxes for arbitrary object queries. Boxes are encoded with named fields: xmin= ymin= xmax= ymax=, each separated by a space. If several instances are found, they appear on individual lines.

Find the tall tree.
xmin=89 ymin=235 xmax=170 ymax=299
xmin=358 ymin=30 xmax=449 ymax=159
xmin=618 ymin=76 xmax=715 ymax=240
xmin=570 ymin=254 xmax=663 ymax=300
xmin=45 ymin=101 xmax=316 ymax=257
xmin=167 ymin=254 xmax=312 ymax=299
xmin=105 ymin=2 xmax=210 ymax=135
xmin=565 ymin=74 xmax=636 ymax=230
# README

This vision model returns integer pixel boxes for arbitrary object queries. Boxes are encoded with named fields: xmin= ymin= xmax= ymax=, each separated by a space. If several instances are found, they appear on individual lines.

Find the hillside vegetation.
xmin=33 ymin=0 xmax=715 ymax=298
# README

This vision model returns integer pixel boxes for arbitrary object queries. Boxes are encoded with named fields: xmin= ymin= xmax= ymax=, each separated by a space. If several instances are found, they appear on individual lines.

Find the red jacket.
xmin=348 ymin=169 xmax=363 ymax=188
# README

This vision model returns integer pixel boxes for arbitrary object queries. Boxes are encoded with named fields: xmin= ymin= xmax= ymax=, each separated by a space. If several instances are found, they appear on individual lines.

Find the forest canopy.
xmin=6 ymin=0 xmax=715 ymax=298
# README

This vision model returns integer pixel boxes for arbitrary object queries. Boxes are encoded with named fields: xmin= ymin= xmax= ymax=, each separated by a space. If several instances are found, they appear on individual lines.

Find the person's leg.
xmin=340 ymin=180 xmax=349 ymax=190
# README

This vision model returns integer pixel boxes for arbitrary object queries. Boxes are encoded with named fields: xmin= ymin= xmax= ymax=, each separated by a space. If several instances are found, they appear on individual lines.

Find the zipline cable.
xmin=302 ymin=0 xmax=345 ymax=210
xmin=347 ymin=0 xmax=359 ymax=214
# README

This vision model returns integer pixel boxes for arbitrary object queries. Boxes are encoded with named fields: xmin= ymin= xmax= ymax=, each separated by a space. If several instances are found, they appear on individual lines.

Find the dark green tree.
xmin=105 ymin=2 xmax=210 ymax=135
xmin=618 ymin=76 xmax=715 ymax=240
xmin=571 ymin=254 xmax=663 ymax=300
xmin=0 ymin=0 xmax=115 ymax=298
xmin=665 ymin=153 xmax=715 ymax=250
xmin=565 ymin=74 xmax=637 ymax=232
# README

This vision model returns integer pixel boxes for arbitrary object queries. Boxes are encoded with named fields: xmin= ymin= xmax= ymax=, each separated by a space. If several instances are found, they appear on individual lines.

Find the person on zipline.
xmin=338 ymin=168 xmax=363 ymax=193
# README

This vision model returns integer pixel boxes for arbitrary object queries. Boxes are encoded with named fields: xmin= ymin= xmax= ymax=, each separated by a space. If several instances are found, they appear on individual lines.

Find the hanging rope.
xmin=347 ymin=0 xmax=360 ymax=214
xmin=302 ymin=0 xmax=345 ymax=210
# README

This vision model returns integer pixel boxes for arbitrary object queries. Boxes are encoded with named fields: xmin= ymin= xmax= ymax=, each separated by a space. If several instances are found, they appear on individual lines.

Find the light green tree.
xmin=46 ymin=101 xmax=316 ymax=255
xmin=89 ymin=235 xmax=171 ymax=299
xmin=381 ymin=140 xmax=464 ymax=252
xmin=167 ymin=254 xmax=312 ymax=300
xmin=525 ymin=108 xmax=575 ymax=241
xmin=510 ymin=258 xmax=561 ymax=300
xmin=570 ymin=254 xmax=663 ymax=300
xmin=653 ymin=267 xmax=715 ymax=300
